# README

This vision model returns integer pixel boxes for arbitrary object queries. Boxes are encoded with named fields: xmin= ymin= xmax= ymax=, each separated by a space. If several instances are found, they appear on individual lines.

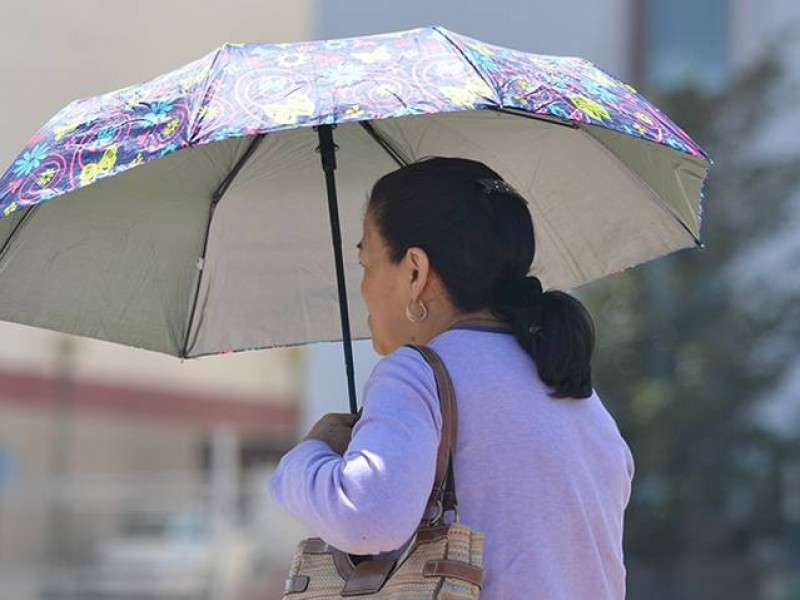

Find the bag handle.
xmin=316 ymin=345 xmax=460 ymax=595
xmin=406 ymin=344 xmax=458 ymax=523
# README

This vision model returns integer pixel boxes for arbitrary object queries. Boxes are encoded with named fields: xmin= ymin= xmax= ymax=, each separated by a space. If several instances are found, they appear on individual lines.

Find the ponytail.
xmin=493 ymin=277 xmax=595 ymax=399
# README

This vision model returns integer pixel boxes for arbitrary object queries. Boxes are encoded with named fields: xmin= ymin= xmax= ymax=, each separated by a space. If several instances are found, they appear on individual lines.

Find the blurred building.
xmin=1 ymin=1 xmax=799 ymax=598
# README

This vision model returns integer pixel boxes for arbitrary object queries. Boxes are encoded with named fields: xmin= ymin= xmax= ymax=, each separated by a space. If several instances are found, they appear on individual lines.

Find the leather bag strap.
xmin=308 ymin=346 xmax=466 ymax=596
xmin=406 ymin=344 xmax=458 ymax=521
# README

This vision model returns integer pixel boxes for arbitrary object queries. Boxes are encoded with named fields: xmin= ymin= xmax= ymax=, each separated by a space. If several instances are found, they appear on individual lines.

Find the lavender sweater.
xmin=269 ymin=327 xmax=634 ymax=599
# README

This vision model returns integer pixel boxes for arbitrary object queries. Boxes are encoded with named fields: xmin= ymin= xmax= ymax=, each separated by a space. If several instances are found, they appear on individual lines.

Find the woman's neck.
xmin=415 ymin=309 xmax=501 ymax=345
xmin=446 ymin=310 xmax=502 ymax=329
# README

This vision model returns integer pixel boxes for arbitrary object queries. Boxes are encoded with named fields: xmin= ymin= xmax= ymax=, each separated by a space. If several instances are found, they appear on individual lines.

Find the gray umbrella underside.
xmin=0 ymin=109 xmax=706 ymax=359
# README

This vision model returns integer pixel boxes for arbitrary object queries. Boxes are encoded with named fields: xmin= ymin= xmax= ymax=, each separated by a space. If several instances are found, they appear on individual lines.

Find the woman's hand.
xmin=304 ymin=413 xmax=359 ymax=455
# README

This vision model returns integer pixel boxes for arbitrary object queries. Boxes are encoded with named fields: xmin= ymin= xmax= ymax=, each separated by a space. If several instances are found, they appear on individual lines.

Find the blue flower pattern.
xmin=12 ymin=144 xmax=49 ymax=177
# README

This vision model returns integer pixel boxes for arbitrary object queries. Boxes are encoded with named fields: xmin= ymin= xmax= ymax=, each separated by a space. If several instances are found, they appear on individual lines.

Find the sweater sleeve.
xmin=267 ymin=346 xmax=441 ymax=555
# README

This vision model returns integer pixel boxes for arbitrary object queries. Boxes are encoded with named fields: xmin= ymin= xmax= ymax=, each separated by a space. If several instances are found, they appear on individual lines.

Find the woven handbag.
xmin=282 ymin=344 xmax=484 ymax=599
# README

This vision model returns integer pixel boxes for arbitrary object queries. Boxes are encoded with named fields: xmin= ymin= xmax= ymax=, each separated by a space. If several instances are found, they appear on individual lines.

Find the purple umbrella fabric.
xmin=0 ymin=26 xmax=706 ymax=216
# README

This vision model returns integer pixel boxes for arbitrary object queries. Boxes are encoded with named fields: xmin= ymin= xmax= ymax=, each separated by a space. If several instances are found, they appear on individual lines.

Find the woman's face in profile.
xmin=358 ymin=211 xmax=412 ymax=355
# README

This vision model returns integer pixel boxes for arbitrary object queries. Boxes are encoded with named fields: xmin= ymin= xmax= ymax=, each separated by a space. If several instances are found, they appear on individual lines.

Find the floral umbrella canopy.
xmin=0 ymin=26 xmax=709 ymax=407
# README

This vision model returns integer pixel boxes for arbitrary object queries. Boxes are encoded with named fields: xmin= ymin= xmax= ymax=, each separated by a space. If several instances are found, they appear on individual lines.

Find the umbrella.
xmin=0 ymin=26 xmax=710 ymax=413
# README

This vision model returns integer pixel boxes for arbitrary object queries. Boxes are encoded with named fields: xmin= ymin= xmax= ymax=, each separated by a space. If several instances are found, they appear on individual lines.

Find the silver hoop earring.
xmin=405 ymin=299 xmax=428 ymax=323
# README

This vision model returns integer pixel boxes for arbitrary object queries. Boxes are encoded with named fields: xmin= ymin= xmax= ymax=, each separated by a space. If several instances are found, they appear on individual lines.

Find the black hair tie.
xmin=496 ymin=276 xmax=545 ymax=336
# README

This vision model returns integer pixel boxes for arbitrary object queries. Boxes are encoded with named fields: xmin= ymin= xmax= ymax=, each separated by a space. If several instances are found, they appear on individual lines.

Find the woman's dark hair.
xmin=368 ymin=156 xmax=595 ymax=399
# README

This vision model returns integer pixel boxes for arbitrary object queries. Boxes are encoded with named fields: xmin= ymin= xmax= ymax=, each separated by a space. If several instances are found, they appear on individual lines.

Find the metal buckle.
xmin=431 ymin=500 xmax=444 ymax=524
xmin=431 ymin=500 xmax=460 ymax=525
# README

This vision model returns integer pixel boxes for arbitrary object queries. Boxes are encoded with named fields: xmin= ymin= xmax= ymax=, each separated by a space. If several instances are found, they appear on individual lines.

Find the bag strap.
xmin=406 ymin=344 xmax=458 ymax=523
xmin=315 ymin=345 xmax=460 ymax=595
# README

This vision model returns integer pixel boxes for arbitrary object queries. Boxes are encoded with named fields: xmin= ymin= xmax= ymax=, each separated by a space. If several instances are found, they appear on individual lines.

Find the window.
xmin=641 ymin=0 xmax=730 ymax=93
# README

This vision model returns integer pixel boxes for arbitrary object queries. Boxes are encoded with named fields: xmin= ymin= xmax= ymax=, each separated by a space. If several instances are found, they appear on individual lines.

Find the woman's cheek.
xmin=359 ymin=269 xmax=369 ymax=303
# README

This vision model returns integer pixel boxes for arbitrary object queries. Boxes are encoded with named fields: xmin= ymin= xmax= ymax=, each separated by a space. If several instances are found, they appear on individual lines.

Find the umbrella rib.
xmin=180 ymin=134 xmax=267 ymax=358
xmin=212 ymin=134 xmax=267 ymax=201
xmin=359 ymin=122 xmax=410 ymax=167
xmin=495 ymin=107 xmax=580 ymax=129
xmin=0 ymin=204 xmax=40 ymax=266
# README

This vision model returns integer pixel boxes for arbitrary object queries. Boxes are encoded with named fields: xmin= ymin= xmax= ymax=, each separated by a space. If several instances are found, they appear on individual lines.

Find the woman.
xmin=268 ymin=157 xmax=634 ymax=599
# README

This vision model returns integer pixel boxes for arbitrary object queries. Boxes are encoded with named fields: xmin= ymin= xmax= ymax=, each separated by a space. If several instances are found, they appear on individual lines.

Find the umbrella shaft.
xmin=318 ymin=125 xmax=358 ymax=414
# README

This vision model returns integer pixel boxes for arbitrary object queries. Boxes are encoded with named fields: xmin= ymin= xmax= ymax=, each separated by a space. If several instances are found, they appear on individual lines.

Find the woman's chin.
xmin=370 ymin=335 xmax=389 ymax=356
xmin=370 ymin=336 xmax=385 ymax=355
xmin=367 ymin=317 xmax=380 ymax=354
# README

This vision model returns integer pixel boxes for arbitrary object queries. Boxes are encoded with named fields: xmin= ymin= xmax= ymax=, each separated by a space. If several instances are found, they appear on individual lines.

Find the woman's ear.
xmin=405 ymin=247 xmax=430 ymax=299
